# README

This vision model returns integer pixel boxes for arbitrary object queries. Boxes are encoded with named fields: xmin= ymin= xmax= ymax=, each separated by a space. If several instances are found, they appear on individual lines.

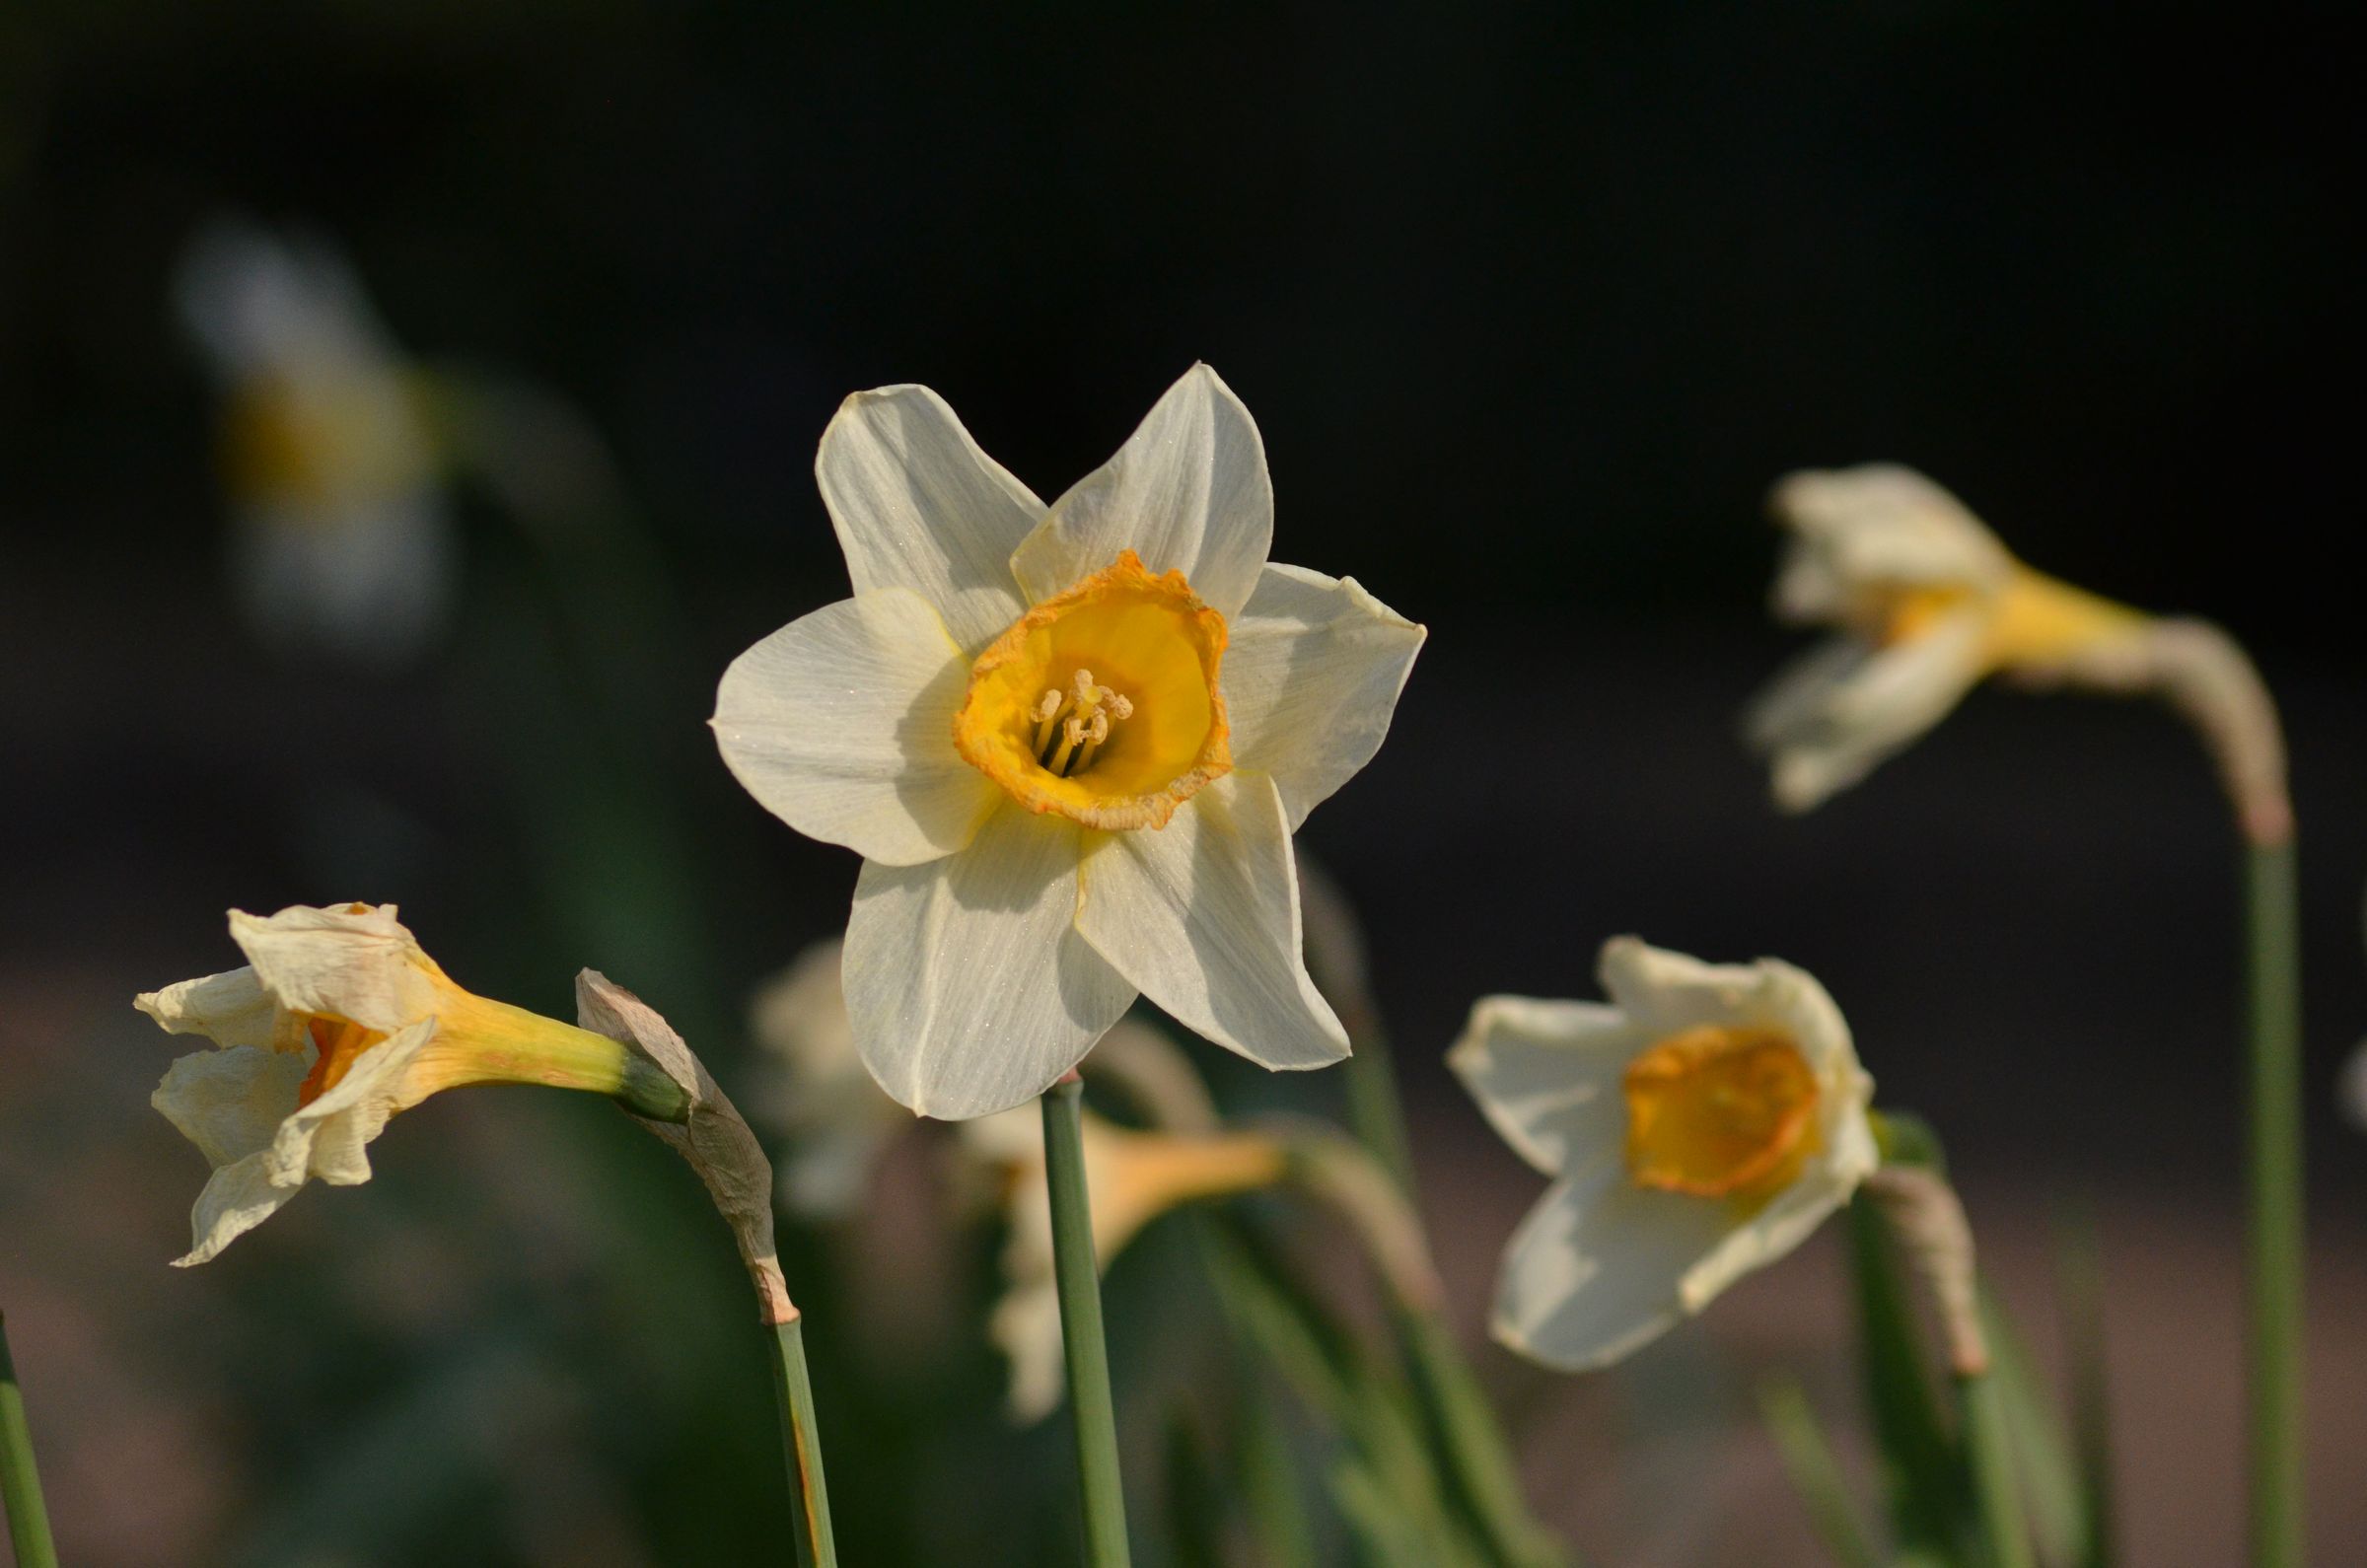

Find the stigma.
xmin=1032 ymin=669 xmax=1134 ymax=778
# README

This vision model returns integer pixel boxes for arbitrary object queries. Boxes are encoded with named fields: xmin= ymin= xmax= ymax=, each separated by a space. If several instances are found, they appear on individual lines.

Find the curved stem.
xmin=1042 ymin=1077 xmax=1131 ymax=1566
xmin=1 ymin=1311 xmax=59 ymax=1568
xmin=766 ymin=1317 xmax=836 ymax=1568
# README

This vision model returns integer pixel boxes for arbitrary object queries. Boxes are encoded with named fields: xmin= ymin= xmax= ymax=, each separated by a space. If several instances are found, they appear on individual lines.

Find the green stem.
xmin=1958 ymin=1370 xmax=2033 ymax=1568
xmin=766 ymin=1317 xmax=836 ymax=1568
xmin=1042 ymin=1077 xmax=1131 ymax=1566
xmin=2245 ymin=837 xmax=2305 ymax=1568
xmin=1 ymin=1311 xmax=59 ymax=1568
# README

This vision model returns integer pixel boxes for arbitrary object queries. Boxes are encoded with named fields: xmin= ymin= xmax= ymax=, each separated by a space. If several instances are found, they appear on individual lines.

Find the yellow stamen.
xmin=1623 ymin=1025 xmax=1820 ymax=1201
xmin=953 ymin=550 xmax=1232 ymax=830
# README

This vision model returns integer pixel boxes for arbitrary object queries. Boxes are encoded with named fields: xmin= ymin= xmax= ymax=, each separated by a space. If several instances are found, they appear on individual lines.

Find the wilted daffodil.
xmin=176 ymin=220 xmax=454 ymax=664
xmin=714 ymin=365 xmax=1425 ymax=1119
xmin=1450 ymin=937 xmax=1877 ymax=1371
xmin=139 ymin=903 xmax=687 ymax=1266
xmin=1746 ymin=464 xmax=2151 ymax=812
xmin=962 ymin=1104 xmax=1288 ymax=1421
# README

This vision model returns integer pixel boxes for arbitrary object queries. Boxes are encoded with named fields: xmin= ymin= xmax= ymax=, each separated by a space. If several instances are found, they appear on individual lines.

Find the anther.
xmin=1072 ymin=710 xmax=1112 ymax=774
xmin=1031 ymin=689 xmax=1067 ymax=756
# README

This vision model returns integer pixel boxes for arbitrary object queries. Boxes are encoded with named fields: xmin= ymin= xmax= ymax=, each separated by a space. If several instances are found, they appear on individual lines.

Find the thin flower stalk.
xmin=768 ymin=1318 xmax=836 ymax=1568
xmin=574 ymin=971 xmax=836 ymax=1565
xmin=2245 ymin=834 xmax=2304 ymax=1568
xmin=1041 ymin=1075 xmax=1131 ymax=1566
xmin=0 ymin=1311 xmax=58 ymax=1568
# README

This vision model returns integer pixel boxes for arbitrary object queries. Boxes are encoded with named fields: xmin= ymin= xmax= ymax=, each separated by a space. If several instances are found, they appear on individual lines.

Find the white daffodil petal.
xmin=1768 ymin=464 xmax=2013 ymax=604
xmin=817 ymin=385 xmax=1043 ymax=653
xmin=136 ymin=966 xmax=292 ymax=1052
xmin=229 ymin=902 xmax=438 ymax=1036
xmin=152 ymin=1045 xmax=310 ymax=1169
xmin=1012 ymin=365 xmax=1272 ymax=618
xmin=1078 ymin=772 xmax=1347 ymax=1072
xmin=181 ymin=1153 xmax=306 ymax=1268
xmin=1595 ymin=938 xmax=1831 ymax=1042
xmin=1750 ymin=614 xmax=1988 ymax=813
xmin=1447 ymin=997 xmax=1641 ymax=1177
xmin=1678 ymin=1144 xmax=1867 ymax=1315
xmin=845 ymin=807 xmax=1136 ymax=1118
xmin=713 ymin=588 xmax=1001 ymax=865
xmin=1492 ymin=1156 xmax=1740 ymax=1372
xmin=168 ymin=1019 xmax=439 ymax=1267
xmin=1220 ymin=563 xmax=1426 ymax=828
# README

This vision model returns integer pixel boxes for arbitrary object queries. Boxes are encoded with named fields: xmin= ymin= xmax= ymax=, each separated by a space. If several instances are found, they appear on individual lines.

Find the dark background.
xmin=3 ymin=4 xmax=2361 ymax=1564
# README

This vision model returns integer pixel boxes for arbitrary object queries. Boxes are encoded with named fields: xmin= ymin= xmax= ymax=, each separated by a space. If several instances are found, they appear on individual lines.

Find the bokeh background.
xmin=3 ymin=4 xmax=2360 ymax=1564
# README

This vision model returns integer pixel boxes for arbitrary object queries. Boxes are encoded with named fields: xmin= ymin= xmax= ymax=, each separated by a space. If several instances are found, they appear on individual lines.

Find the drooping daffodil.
xmin=962 ymin=1104 xmax=1288 ymax=1421
xmin=176 ymin=220 xmax=455 ymax=664
xmin=1450 ymin=937 xmax=1877 ymax=1371
xmin=140 ymin=903 xmax=687 ymax=1266
xmin=713 ymin=366 xmax=1425 ymax=1118
xmin=1746 ymin=464 xmax=2152 ymax=812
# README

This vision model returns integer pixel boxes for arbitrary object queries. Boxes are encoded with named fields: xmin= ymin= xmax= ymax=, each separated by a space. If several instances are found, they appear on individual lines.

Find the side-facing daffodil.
xmin=1746 ymin=463 xmax=2151 ymax=812
xmin=962 ymin=1104 xmax=1288 ymax=1421
xmin=176 ymin=220 xmax=454 ymax=663
xmin=713 ymin=365 xmax=1425 ymax=1118
xmin=139 ymin=903 xmax=686 ymax=1265
xmin=1450 ymin=937 xmax=1876 ymax=1371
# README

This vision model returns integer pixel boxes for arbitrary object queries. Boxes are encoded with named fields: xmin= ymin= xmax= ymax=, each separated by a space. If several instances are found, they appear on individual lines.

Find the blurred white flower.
xmin=177 ymin=220 xmax=455 ymax=663
xmin=139 ymin=902 xmax=684 ymax=1265
xmin=713 ymin=364 xmax=1424 ymax=1119
xmin=962 ymin=1097 xmax=1286 ymax=1422
xmin=1450 ymin=937 xmax=1877 ymax=1371
xmin=747 ymin=939 xmax=914 ymax=1220
xmin=1747 ymin=464 xmax=2147 ymax=811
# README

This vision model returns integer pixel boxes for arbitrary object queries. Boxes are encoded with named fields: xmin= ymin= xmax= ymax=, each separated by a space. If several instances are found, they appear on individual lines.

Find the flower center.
xmin=1030 ymin=669 xmax=1135 ymax=779
xmin=1622 ymin=1025 xmax=1820 ymax=1200
xmin=1877 ymin=586 xmax=1973 ymax=647
xmin=954 ymin=550 xmax=1232 ymax=830
xmin=297 ymin=1014 xmax=390 ymax=1107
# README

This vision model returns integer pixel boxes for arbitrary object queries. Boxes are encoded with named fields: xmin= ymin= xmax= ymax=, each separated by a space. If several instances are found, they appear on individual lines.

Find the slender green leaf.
xmin=2052 ymin=1210 xmax=2117 ymax=1568
xmin=1202 ymin=1219 xmax=1482 ymax=1564
xmin=1756 ymin=1376 xmax=1880 ymax=1568
xmin=1978 ymin=1291 xmax=2084 ymax=1568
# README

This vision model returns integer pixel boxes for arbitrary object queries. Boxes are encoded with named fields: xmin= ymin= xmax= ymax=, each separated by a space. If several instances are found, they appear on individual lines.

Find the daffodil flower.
xmin=139 ymin=903 xmax=687 ymax=1266
xmin=1450 ymin=937 xmax=1877 ymax=1371
xmin=1746 ymin=464 xmax=2150 ymax=812
xmin=177 ymin=221 xmax=454 ymax=663
xmin=963 ymin=1105 xmax=1288 ymax=1421
xmin=713 ymin=366 xmax=1425 ymax=1119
